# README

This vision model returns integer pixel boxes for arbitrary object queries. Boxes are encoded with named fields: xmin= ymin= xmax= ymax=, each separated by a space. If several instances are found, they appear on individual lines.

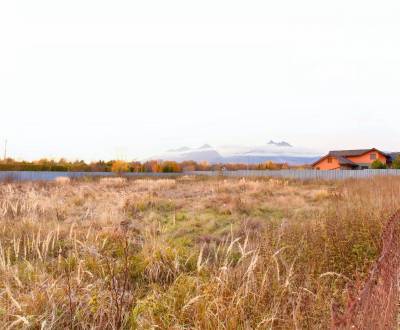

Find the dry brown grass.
xmin=132 ymin=178 xmax=176 ymax=191
xmin=99 ymin=177 xmax=127 ymax=187
xmin=54 ymin=176 xmax=71 ymax=185
xmin=332 ymin=209 xmax=400 ymax=329
xmin=0 ymin=176 xmax=399 ymax=329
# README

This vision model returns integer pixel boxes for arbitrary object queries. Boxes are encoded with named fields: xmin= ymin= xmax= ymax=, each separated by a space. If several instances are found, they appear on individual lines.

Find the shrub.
xmin=370 ymin=159 xmax=387 ymax=169
xmin=392 ymin=155 xmax=400 ymax=169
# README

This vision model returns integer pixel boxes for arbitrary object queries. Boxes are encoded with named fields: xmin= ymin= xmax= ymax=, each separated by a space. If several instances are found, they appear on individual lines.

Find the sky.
xmin=1 ymin=1 xmax=400 ymax=161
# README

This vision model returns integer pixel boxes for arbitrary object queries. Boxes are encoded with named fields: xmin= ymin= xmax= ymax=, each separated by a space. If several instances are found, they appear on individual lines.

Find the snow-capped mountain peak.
xmin=148 ymin=141 xmax=322 ymax=165
xmin=198 ymin=144 xmax=212 ymax=149
xmin=267 ymin=140 xmax=292 ymax=147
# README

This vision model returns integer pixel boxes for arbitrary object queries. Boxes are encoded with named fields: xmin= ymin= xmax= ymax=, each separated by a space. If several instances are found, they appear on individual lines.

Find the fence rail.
xmin=1 ymin=169 xmax=400 ymax=182
xmin=189 ymin=169 xmax=400 ymax=180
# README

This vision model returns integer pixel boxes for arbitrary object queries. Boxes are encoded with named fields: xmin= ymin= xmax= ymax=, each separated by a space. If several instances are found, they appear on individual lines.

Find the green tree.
xmin=371 ymin=159 xmax=387 ymax=169
xmin=391 ymin=156 xmax=400 ymax=169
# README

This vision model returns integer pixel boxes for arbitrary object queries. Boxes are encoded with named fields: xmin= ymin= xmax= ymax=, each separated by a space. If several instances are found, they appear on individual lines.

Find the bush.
xmin=370 ymin=159 xmax=387 ymax=169
xmin=392 ymin=156 xmax=400 ymax=169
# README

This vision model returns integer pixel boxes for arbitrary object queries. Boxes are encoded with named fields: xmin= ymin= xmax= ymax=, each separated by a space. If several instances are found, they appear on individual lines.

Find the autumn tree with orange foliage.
xmin=111 ymin=160 xmax=129 ymax=173
xmin=0 ymin=157 xmax=291 ymax=173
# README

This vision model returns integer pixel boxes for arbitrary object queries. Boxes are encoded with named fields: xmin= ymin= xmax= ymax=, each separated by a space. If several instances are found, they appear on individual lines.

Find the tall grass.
xmin=0 ymin=176 xmax=399 ymax=329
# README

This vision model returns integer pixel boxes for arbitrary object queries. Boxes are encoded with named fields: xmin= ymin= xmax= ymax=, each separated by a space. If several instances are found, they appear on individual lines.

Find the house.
xmin=313 ymin=148 xmax=397 ymax=170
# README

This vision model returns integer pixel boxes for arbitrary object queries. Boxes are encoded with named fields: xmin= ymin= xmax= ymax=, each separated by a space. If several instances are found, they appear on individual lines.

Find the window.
xmin=327 ymin=157 xmax=333 ymax=164
xmin=370 ymin=153 xmax=377 ymax=160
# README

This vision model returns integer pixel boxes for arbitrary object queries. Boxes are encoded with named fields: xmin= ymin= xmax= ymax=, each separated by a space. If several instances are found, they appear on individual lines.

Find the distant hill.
xmin=172 ymin=149 xmax=223 ymax=163
xmin=267 ymin=140 xmax=293 ymax=147
xmin=150 ymin=141 xmax=321 ymax=165
xmin=222 ymin=155 xmax=319 ymax=165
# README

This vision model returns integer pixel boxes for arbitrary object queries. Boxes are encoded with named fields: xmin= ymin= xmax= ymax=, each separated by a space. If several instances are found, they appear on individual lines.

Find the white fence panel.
xmin=1 ymin=169 xmax=400 ymax=182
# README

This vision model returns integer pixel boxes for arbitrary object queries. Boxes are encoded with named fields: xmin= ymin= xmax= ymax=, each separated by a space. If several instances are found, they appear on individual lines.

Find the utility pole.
xmin=3 ymin=139 xmax=7 ymax=160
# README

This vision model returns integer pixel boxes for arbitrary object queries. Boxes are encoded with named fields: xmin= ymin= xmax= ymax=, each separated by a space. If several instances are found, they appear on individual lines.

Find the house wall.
xmin=313 ymin=156 xmax=340 ymax=170
xmin=347 ymin=151 xmax=387 ymax=165
xmin=313 ymin=150 xmax=389 ymax=171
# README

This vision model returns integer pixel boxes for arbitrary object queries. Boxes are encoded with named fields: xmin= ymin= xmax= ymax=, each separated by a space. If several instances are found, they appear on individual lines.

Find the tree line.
xmin=0 ymin=158 xmax=293 ymax=173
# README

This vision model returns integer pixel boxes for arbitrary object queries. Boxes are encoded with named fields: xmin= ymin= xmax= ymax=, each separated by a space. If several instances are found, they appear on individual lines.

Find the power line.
xmin=3 ymin=139 xmax=7 ymax=160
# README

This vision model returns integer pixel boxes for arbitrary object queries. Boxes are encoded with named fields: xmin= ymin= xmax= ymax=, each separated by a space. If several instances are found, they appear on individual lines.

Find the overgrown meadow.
xmin=1 ymin=176 xmax=399 ymax=329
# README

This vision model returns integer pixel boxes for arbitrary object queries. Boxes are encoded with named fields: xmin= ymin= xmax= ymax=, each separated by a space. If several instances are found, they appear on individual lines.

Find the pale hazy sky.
xmin=1 ymin=1 xmax=400 ymax=161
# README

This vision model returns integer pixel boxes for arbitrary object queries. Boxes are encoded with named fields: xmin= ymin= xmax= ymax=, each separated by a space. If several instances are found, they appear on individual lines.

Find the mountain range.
xmin=150 ymin=141 xmax=321 ymax=165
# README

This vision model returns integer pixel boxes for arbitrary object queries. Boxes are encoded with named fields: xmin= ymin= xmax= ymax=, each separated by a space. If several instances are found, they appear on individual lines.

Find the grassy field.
xmin=0 ymin=176 xmax=399 ymax=329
